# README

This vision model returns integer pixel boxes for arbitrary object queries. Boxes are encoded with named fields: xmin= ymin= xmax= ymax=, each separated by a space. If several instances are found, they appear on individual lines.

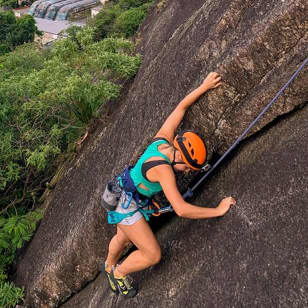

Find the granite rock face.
xmin=15 ymin=0 xmax=307 ymax=307
xmin=62 ymin=103 xmax=308 ymax=308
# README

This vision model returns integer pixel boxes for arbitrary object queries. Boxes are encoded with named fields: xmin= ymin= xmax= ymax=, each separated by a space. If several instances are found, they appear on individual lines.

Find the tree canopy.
xmin=90 ymin=0 xmax=153 ymax=40
xmin=0 ymin=11 xmax=40 ymax=55
xmin=0 ymin=1 xmax=152 ymax=304
xmin=0 ymin=27 xmax=141 ymax=306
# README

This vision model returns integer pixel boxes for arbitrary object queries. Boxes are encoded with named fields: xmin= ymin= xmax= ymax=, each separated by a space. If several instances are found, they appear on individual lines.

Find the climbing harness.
xmin=157 ymin=57 xmax=308 ymax=214
xmin=103 ymin=166 xmax=159 ymax=224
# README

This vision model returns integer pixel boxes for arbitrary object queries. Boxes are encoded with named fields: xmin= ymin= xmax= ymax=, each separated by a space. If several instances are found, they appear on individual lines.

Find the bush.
xmin=0 ymin=209 xmax=42 ymax=308
xmin=0 ymin=0 xmax=35 ymax=8
xmin=0 ymin=27 xmax=142 ymax=305
xmin=0 ymin=43 xmax=10 ymax=55
xmin=92 ymin=3 xmax=120 ymax=41
xmin=0 ymin=282 xmax=24 ymax=308
xmin=0 ymin=210 xmax=43 ymax=264
xmin=114 ymin=6 xmax=148 ymax=38
xmin=117 ymin=0 xmax=151 ymax=10
xmin=92 ymin=0 xmax=153 ymax=40
xmin=0 ymin=12 xmax=40 ymax=55
xmin=0 ymin=28 xmax=141 ymax=215
xmin=0 ymin=0 xmax=18 ymax=9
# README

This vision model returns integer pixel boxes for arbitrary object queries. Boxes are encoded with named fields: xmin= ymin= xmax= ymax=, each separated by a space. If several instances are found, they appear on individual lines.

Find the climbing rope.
xmin=161 ymin=56 xmax=308 ymax=213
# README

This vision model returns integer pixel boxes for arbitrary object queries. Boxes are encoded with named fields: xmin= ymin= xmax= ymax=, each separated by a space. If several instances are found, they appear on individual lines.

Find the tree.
xmin=0 ymin=27 xmax=142 ymax=305
xmin=0 ymin=11 xmax=40 ymax=55
xmin=91 ymin=0 xmax=153 ymax=41
xmin=0 ymin=11 xmax=16 ymax=42
xmin=0 ymin=27 xmax=141 ymax=213
xmin=0 ymin=0 xmax=18 ymax=9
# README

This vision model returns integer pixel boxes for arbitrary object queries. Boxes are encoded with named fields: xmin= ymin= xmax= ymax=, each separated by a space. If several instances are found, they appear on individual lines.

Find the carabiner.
xmin=150 ymin=200 xmax=162 ymax=217
xmin=121 ymin=192 xmax=133 ymax=209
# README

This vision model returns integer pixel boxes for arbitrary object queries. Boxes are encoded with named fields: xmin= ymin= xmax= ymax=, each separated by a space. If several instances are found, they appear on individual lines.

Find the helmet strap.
xmin=171 ymin=149 xmax=186 ymax=170
xmin=171 ymin=148 xmax=177 ymax=169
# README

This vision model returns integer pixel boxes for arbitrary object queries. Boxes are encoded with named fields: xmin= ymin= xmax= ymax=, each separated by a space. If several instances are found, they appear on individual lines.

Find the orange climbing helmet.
xmin=173 ymin=131 xmax=207 ymax=170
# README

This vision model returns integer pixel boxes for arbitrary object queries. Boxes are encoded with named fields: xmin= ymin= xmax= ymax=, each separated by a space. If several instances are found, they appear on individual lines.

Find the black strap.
xmin=176 ymin=131 xmax=203 ymax=169
xmin=118 ymin=166 xmax=148 ymax=201
xmin=140 ymin=137 xmax=171 ymax=181
xmin=151 ymin=137 xmax=170 ymax=144
xmin=142 ymin=160 xmax=170 ymax=182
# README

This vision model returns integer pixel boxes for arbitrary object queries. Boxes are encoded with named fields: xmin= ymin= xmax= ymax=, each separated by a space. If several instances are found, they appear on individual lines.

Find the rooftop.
xmin=34 ymin=17 xmax=85 ymax=35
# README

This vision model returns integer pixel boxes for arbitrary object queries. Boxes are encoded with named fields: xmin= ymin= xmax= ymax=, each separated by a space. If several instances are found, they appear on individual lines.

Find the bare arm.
xmin=151 ymin=165 xmax=235 ymax=218
xmin=154 ymin=72 xmax=222 ymax=143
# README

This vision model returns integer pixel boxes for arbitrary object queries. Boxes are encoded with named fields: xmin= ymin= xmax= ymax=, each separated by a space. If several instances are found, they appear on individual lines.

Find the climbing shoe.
xmin=110 ymin=267 xmax=138 ymax=298
xmin=99 ymin=263 xmax=118 ymax=294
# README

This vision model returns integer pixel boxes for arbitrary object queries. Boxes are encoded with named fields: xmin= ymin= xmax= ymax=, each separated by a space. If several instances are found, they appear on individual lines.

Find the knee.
xmin=146 ymin=247 xmax=162 ymax=266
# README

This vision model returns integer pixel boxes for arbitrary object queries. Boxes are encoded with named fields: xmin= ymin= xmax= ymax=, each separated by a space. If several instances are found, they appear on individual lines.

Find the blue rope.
xmin=113 ymin=57 xmax=308 ymax=217
xmin=188 ymin=57 xmax=308 ymax=194
xmin=176 ymin=57 xmax=308 ymax=205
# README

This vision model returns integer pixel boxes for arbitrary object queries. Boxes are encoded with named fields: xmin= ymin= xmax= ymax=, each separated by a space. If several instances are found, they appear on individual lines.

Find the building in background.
xmin=13 ymin=6 xmax=30 ymax=17
xmin=34 ymin=17 xmax=84 ymax=45
xmin=28 ymin=0 xmax=108 ymax=21
xmin=12 ymin=0 xmax=109 ymax=45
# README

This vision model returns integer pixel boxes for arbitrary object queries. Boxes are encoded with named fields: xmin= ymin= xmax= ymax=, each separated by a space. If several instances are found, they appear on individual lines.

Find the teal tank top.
xmin=130 ymin=139 xmax=171 ymax=198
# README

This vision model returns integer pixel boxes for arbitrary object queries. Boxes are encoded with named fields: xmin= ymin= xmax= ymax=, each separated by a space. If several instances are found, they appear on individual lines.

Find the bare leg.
xmin=113 ymin=218 xmax=161 ymax=278
xmin=105 ymin=226 xmax=130 ymax=272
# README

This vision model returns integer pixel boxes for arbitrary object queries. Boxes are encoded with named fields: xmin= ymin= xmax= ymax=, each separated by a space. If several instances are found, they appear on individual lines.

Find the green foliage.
xmin=0 ymin=281 xmax=24 ymax=308
xmin=92 ymin=0 xmax=153 ymax=40
xmin=0 ymin=28 xmax=141 ymax=213
xmin=0 ymin=10 xmax=143 ymax=305
xmin=114 ymin=5 xmax=148 ymax=38
xmin=1 ymin=211 xmax=42 ymax=251
xmin=0 ymin=0 xmax=34 ymax=9
xmin=0 ymin=0 xmax=18 ymax=8
xmin=13 ymin=15 xmax=41 ymax=44
xmin=0 ymin=12 xmax=40 ymax=55
xmin=117 ymin=0 xmax=151 ymax=10
xmin=91 ymin=2 xmax=120 ymax=41
xmin=0 ymin=210 xmax=43 ymax=266
xmin=0 ymin=11 xmax=16 ymax=42
xmin=0 ymin=209 xmax=41 ymax=308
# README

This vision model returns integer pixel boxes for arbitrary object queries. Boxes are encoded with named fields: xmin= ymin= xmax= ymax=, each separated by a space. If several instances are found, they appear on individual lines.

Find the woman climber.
xmin=101 ymin=72 xmax=236 ymax=297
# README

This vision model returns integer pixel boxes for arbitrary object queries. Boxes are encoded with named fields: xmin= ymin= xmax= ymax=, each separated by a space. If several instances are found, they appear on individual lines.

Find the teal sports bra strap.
xmin=143 ymin=139 xmax=170 ymax=162
xmin=130 ymin=138 xmax=171 ymax=197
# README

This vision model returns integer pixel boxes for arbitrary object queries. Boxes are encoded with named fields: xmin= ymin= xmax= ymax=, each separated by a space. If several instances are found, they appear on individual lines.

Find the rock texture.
xmin=15 ymin=0 xmax=307 ymax=307
xmin=61 ymin=102 xmax=308 ymax=308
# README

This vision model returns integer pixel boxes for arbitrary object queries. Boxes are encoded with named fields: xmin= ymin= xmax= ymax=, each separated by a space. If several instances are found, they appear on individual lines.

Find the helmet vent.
xmin=173 ymin=131 xmax=207 ymax=170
